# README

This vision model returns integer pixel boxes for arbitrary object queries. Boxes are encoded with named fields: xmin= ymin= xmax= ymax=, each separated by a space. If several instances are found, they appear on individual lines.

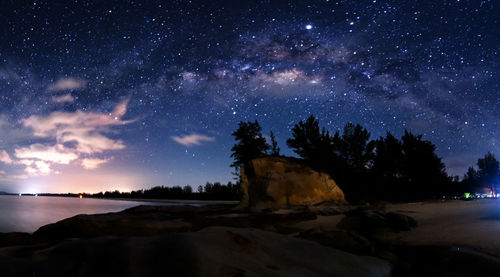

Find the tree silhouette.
xmin=230 ymin=121 xmax=270 ymax=169
xmin=286 ymin=117 xmax=377 ymax=202
xmin=461 ymin=166 xmax=480 ymax=193
xmin=371 ymin=132 xmax=403 ymax=180
xmin=286 ymin=115 xmax=337 ymax=170
xmin=477 ymin=152 xmax=499 ymax=196
xmin=230 ymin=116 xmax=455 ymax=202
xmin=371 ymin=132 xmax=404 ymax=200
xmin=400 ymin=130 xmax=448 ymax=200
xmin=339 ymin=123 xmax=373 ymax=172
xmin=270 ymin=131 xmax=281 ymax=156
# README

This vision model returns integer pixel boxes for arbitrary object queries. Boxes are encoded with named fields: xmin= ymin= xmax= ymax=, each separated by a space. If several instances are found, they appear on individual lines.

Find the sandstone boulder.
xmin=239 ymin=157 xmax=346 ymax=210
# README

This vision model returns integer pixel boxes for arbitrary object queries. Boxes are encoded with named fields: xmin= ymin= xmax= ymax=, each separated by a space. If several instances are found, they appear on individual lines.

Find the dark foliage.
xmin=86 ymin=182 xmax=241 ymax=201
xmin=230 ymin=121 xmax=270 ymax=169
xmin=269 ymin=130 xmax=281 ymax=156
xmin=286 ymin=115 xmax=340 ymax=171
xmin=459 ymin=152 xmax=500 ymax=195
xmin=285 ymin=116 xmax=453 ymax=202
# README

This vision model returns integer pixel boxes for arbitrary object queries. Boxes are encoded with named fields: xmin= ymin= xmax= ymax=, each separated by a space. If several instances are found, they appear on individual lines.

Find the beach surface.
xmin=386 ymin=199 xmax=500 ymax=257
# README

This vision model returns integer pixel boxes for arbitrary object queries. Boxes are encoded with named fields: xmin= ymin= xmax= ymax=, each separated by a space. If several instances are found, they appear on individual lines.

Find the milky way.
xmin=0 ymin=0 xmax=498 ymax=192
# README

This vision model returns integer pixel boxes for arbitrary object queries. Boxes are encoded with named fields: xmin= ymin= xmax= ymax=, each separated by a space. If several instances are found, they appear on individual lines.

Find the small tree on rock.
xmin=286 ymin=115 xmax=335 ymax=169
xmin=230 ymin=121 xmax=270 ymax=169
xmin=270 ymin=131 xmax=281 ymax=156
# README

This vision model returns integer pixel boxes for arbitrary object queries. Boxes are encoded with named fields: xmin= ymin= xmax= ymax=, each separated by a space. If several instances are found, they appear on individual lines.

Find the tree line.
xmin=89 ymin=182 xmax=241 ymax=200
xmin=33 ymin=116 xmax=500 ymax=203
xmin=460 ymin=152 xmax=500 ymax=196
xmin=230 ymin=116 xmax=500 ymax=202
xmin=37 ymin=182 xmax=241 ymax=201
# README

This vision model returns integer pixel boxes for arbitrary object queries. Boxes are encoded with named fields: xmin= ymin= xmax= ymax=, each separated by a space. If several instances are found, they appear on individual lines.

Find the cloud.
xmin=22 ymin=100 xmax=132 ymax=137
xmin=14 ymin=144 xmax=78 ymax=164
xmin=52 ymin=93 xmax=75 ymax=104
xmin=60 ymin=131 xmax=125 ymax=154
xmin=0 ymin=117 xmax=33 ymax=148
xmin=21 ymin=98 xmax=132 ymax=156
xmin=0 ymin=150 xmax=13 ymax=164
xmin=10 ymin=98 xmax=132 ymax=176
xmin=171 ymin=134 xmax=215 ymax=147
xmin=47 ymin=77 xmax=87 ymax=91
xmin=81 ymin=157 xmax=113 ymax=170
xmin=111 ymin=96 xmax=130 ymax=118
xmin=24 ymin=161 xmax=51 ymax=176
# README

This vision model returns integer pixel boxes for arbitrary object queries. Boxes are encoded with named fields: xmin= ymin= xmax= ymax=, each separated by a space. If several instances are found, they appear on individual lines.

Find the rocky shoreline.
xmin=1 ymin=202 xmax=498 ymax=276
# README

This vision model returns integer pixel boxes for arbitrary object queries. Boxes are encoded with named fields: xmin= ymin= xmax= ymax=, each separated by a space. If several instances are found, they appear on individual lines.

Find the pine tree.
xmin=230 ymin=120 xmax=270 ymax=168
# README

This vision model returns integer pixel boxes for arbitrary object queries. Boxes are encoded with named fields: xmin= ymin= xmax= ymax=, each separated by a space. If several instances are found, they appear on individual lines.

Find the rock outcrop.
xmin=239 ymin=157 xmax=346 ymax=210
xmin=0 ymin=227 xmax=392 ymax=277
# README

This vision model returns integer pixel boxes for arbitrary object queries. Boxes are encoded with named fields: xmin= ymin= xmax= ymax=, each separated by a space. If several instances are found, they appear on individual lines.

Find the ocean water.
xmin=0 ymin=195 xmax=184 ymax=233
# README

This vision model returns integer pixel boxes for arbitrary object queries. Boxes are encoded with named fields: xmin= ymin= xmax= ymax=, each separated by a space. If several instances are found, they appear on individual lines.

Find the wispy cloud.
xmin=10 ymin=98 xmax=133 ymax=175
xmin=81 ymin=157 xmax=113 ymax=170
xmin=52 ymin=93 xmax=75 ymax=104
xmin=14 ymin=144 xmax=78 ymax=164
xmin=0 ymin=150 xmax=13 ymax=164
xmin=171 ymin=134 xmax=215 ymax=147
xmin=22 ymin=98 xmax=131 ymax=154
xmin=47 ymin=77 xmax=87 ymax=91
xmin=25 ymin=161 xmax=51 ymax=176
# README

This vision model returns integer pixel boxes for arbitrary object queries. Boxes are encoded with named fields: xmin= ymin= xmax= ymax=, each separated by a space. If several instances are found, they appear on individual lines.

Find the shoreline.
xmin=2 ymin=200 xmax=500 ymax=276
xmin=95 ymin=197 xmax=239 ymax=205
xmin=2 ymin=194 xmax=239 ymax=205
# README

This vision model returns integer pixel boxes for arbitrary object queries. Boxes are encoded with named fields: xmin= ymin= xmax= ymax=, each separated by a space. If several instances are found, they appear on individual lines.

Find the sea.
xmin=0 ymin=195 xmax=188 ymax=233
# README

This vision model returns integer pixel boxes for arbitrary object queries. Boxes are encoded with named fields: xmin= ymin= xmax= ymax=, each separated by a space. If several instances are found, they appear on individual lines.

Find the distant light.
xmin=305 ymin=24 xmax=312 ymax=30
xmin=79 ymin=194 xmax=83 ymax=199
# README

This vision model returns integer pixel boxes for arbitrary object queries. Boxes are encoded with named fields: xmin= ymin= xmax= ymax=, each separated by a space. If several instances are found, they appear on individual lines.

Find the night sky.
xmin=0 ymin=0 xmax=498 ymax=193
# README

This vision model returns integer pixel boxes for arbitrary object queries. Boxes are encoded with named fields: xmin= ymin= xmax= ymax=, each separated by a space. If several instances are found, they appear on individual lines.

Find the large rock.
xmin=239 ymin=157 xmax=347 ymax=210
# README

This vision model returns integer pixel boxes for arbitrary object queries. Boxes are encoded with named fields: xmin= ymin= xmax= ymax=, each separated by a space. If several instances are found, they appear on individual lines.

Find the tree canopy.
xmin=230 ymin=120 xmax=270 ymax=168
xmin=228 ymin=115 xmax=500 ymax=202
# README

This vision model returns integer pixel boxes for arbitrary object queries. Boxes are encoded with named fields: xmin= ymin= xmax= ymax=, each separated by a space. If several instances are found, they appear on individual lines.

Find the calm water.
xmin=0 ymin=195 xmax=187 ymax=233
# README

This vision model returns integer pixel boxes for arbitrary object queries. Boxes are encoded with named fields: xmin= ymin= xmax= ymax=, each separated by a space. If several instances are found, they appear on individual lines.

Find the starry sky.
xmin=0 ymin=0 xmax=498 ymax=193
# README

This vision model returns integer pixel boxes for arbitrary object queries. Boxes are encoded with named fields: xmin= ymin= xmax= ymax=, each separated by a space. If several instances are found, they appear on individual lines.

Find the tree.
xmin=230 ymin=121 xmax=270 ymax=168
xmin=339 ymin=123 xmax=373 ymax=172
xmin=371 ymin=132 xmax=403 ymax=180
xmin=370 ymin=132 xmax=404 ymax=200
xmin=270 ymin=131 xmax=281 ymax=156
xmin=400 ymin=130 xmax=448 ymax=200
xmin=286 ymin=115 xmax=336 ymax=169
xmin=461 ymin=166 xmax=479 ymax=193
xmin=477 ymin=152 xmax=499 ymax=196
xmin=182 ymin=185 xmax=193 ymax=194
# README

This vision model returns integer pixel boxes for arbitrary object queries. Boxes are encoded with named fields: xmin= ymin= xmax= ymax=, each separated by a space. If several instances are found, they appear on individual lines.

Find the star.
xmin=0 ymin=0 xmax=497 ymax=192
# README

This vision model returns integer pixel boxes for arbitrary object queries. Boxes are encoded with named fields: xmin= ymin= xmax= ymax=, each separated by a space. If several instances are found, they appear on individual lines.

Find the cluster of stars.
xmin=0 ymin=0 xmax=497 ymax=191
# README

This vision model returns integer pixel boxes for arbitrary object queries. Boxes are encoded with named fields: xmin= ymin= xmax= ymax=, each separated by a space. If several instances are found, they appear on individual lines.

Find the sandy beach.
xmin=386 ymin=199 xmax=500 ymax=257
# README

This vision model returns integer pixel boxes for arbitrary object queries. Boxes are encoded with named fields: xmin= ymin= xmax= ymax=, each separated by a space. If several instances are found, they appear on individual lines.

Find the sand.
xmin=386 ymin=199 xmax=500 ymax=257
